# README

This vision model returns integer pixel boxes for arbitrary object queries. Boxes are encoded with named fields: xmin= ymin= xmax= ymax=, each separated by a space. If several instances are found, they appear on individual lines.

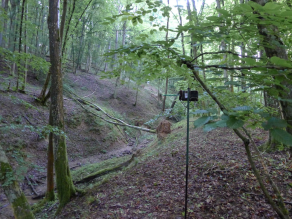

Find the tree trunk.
xmin=113 ymin=29 xmax=119 ymax=99
xmin=0 ymin=145 xmax=35 ymax=219
xmin=252 ymin=0 xmax=292 ymax=152
xmin=48 ymin=0 xmax=76 ymax=210
xmin=62 ymin=0 xmax=76 ymax=56
xmin=216 ymin=0 xmax=228 ymax=85
xmin=186 ymin=0 xmax=197 ymax=59
xmin=104 ymin=39 xmax=111 ymax=72
xmin=0 ymin=0 xmax=8 ymax=47
xmin=162 ymin=0 xmax=170 ymax=112
xmin=176 ymin=0 xmax=185 ymax=55
xmin=37 ymin=67 xmax=51 ymax=104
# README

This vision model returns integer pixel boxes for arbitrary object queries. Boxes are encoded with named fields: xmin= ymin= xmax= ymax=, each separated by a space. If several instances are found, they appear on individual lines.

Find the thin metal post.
xmin=184 ymin=88 xmax=190 ymax=219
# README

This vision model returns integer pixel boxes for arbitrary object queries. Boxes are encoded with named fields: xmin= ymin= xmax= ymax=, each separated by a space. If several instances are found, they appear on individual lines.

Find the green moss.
xmin=72 ymin=156 xmax=130 ymax=182
xmin=12 ymin=193 xmax=35 ymax=219
xmin=54 ymin=137 xmax=76 ymax=212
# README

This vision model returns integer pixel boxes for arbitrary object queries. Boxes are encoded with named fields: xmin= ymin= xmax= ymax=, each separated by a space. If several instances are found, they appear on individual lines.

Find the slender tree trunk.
xmin=216 ymin=0 xmax=228 ymax=85
xmin=162 ymin=0 xmax=170 ymax=112
xmin=0 ymin=145 xmax=35 ymax=219
xmin=120 ymin=21 xmax=127 ymax=81
xmin=62 ymin=0 xmax=76 ymax=56
xmin=133 ymin=83 xmax=139 ymax=106
xmin=0 ymin=0 xmax=8 ymax=47
xmin=48 ymin=0 xmax=76 ymax=210
xmin=104 ymin=39 xmax=111 ymax=72
xmin=201 ymin=45 xmax=206 ymax=81
xmin=240 ymin=0 xmax=246 ymax=91
xmin=113 ymin=29 xmax=119 ymax=99
xmin=37 ymin=67 xmax=51 ymax=104
xmin=176 ymin=0 xmax=185 ymax=55
xmin=21 ymin=1 xmax=27 ymax=91
xmin=186 ymin=0 xmax=197 ymax=59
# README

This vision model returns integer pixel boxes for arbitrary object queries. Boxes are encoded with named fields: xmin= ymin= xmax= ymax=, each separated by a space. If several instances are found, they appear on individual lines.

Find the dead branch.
xmin=25 ymin=176 xmax=39 ymax=196
xmin=64 ymin=87 xmax=156 ymax=133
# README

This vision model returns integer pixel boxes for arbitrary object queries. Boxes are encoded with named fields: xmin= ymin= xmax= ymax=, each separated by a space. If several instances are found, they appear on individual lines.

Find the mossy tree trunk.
xmin=0 ymin=145 xmax=35 ymax=219
xmin=48 ymin=0 xmax=76 ymax=210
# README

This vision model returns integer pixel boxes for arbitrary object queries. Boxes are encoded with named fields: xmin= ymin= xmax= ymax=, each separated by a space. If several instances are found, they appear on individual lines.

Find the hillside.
xmin=0 ymin=68 xmax=162 ymax=218
xmin=1 ymin=67 xmax=292 ymax=218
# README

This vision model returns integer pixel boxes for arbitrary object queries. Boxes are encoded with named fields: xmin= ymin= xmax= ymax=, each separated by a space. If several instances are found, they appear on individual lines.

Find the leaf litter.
xmin=56 ymin=126 xmax=292 ymax=219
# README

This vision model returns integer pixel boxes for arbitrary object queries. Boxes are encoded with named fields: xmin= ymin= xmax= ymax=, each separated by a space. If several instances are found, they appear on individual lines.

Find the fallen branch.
xmin=64 ymin=87 xmax=156 ymax=133
xmin=26 ymin=176 xmax=39 ymax=196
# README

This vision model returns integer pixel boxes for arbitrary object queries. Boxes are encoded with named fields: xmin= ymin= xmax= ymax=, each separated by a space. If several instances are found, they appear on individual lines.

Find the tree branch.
xmin=191 ymin=51 xmax=264 ymax=62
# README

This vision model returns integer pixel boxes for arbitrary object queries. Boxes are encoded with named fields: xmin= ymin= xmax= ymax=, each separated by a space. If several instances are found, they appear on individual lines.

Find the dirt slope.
xmin=0 ymin=69 xmax=162 ymax=218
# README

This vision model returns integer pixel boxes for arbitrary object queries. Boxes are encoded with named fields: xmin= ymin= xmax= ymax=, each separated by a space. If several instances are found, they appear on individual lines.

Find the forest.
xmin=1 ymin=0 xmax=292 ymax=218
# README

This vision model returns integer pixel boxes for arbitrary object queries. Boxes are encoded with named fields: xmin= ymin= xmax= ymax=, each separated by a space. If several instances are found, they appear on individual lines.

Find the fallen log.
xmin=75 ymin=150 xmax=141 ymax=184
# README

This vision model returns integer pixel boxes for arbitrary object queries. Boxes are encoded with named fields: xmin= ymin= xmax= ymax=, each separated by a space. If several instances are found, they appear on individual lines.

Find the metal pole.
xmin=184 ymin=88 xmax=190 ymax=219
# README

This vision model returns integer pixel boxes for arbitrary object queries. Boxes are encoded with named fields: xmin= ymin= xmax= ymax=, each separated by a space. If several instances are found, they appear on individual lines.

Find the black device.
xmin=179 ymin=90 xmax=198 ymax=101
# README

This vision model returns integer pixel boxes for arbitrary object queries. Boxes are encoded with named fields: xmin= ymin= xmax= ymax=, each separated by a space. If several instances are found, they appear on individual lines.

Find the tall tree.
xmin=48 ymin=0 xmax=76 ymax=210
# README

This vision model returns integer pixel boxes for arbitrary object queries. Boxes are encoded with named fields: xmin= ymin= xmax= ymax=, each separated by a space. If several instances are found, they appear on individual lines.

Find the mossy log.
xmin=75 ymin=151 xmax=140 ymax=184
xmin=0 ymin=145 xmax=35 ymax=219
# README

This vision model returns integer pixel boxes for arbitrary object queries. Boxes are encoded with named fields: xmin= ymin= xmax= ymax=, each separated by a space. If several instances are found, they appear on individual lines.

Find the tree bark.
xmin=48 ymin=0 xmax=76 ymax=210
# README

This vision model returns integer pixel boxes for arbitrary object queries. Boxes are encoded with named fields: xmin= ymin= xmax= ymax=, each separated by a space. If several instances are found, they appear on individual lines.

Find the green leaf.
xmin=278 ymin=98 xmax=292 ymax=103
xmin=132 ymin=17 xmax=137 ymax=26
xmin=262 ymin=117 xmax=287 ymax=130
xmin=263 ymin=2 xmax=282 ymax=11
xmin=226 ymin=116 xmax=244 ymax=129
xmin=244 ymin=58 xmax=257 ymax=65
xmin=191 ymin=109 xmax=208 ymax=115
xmin=239 ymin=4 xmax=252 ymax=12
xmin=281 ymin=10 xmax=292 ymax=17
xmin=221 ymin=114 xmax=229 ymax=120
xmin=207 ymin=108 xmax=218 ymax=114
xmin=271 ymin=128 xmax=292 ymax=146
xmin=270 ymin=56 xmax=292 ymax=68
xmin=138 ymin=17 xmax=143 ymax=24
xmin=206 ymin=16 xmax=220 ymax=22
xmin=194 ymin=116 xmax=212 ymax=128
xmin=232 ymin=106 xmax=252 ymax=111
xmin=225 ymin=81 xmax=241 ymax=86
xmin=216 ymin=9 xmax=230 ymax=17
xmin=215 ymin=120 xmax=227 ymax=127
xmin=203 ymin=123 xmax=217 ymax=132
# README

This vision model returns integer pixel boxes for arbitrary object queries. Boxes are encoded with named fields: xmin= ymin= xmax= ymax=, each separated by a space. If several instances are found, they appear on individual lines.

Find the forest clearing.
xmin=1 ymin=0 xmax=292 ymax=218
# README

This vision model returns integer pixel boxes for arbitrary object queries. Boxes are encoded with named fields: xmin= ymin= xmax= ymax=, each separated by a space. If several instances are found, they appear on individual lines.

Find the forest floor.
xmin=1 ymin=65 xmax=292 ymax=218
xmin=54 ymin=126 xmax=292 ymax=219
